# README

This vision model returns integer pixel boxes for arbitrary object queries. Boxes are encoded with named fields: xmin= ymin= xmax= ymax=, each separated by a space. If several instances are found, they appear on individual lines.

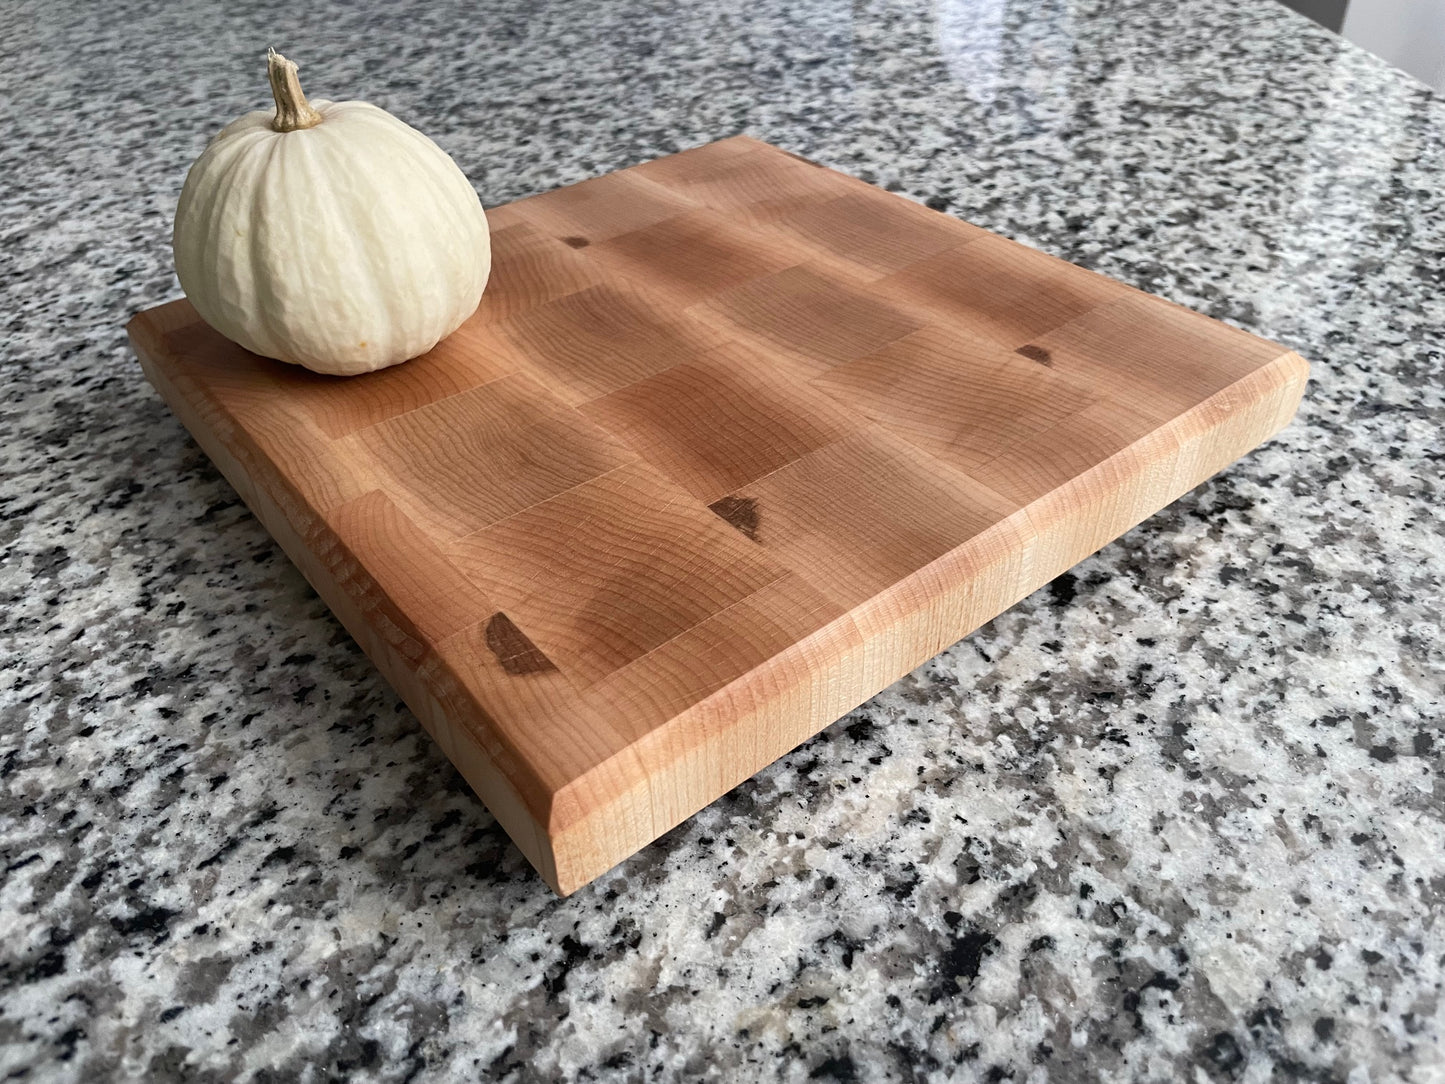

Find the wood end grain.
xmin=130 ymin=138 xmax=1309 ymax=895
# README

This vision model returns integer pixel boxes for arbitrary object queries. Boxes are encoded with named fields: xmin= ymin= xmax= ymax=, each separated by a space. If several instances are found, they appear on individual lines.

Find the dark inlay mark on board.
xmin=561 ymin=235 xmax=590 ymax=249
xmin=485 ymin=612 xmax=557 ymax=675
xmin=709 ymin=495 xmax=760 ymax=542
xmin=1016 ymin=344 xmax=1052 ymax=366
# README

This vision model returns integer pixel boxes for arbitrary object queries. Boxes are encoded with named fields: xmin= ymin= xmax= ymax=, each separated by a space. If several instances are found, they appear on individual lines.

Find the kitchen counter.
xmin=3 ymin=0 xmax=1442 ymax=1079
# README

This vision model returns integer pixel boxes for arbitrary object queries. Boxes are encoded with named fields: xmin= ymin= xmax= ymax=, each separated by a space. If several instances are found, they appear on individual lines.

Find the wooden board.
xmin=128 ymin=136 xmax=1308 ymax=894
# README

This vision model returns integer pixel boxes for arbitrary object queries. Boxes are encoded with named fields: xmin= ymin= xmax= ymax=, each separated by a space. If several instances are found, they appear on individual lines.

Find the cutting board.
xmin=128 ymin=136 xmax=1308 ymax=894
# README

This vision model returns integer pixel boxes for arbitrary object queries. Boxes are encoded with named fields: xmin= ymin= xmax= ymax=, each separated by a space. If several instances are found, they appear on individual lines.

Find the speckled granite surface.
xmin=3 ymin=0 xmax=1443 ymax=1079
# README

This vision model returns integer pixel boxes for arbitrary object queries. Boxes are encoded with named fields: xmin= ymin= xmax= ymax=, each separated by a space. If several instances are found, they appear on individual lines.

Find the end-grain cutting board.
xmin=128 ymin=136 xmax=1307 ymax=894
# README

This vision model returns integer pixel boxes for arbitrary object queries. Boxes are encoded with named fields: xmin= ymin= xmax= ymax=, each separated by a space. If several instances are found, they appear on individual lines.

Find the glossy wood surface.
xmin=129 ymin=137 xmax=1308 ymax=894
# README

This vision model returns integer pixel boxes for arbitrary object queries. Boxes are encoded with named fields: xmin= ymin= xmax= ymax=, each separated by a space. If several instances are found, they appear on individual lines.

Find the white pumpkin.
xmin=173 ymin=50 xmax=491 ymax=376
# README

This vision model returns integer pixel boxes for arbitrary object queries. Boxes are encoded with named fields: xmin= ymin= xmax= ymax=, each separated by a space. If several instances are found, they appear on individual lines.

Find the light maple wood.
xmin=128 ymin=137 xmax=1309 ymax=894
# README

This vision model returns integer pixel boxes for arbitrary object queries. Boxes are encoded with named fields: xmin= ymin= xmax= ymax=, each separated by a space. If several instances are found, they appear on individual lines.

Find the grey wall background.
xmin=1283 ymin=0 xmax=1445 ymax=90
xmin=1284 ymin=0 xmax=1349 ymax=32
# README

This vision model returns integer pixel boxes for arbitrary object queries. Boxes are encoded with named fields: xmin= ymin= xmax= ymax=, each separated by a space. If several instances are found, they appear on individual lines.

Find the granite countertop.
xmin=3 ymin=0 xmax=1443 ymax=1079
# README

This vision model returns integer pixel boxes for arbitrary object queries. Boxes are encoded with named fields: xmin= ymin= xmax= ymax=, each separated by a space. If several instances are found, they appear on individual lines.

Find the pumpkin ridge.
xmin=286 ymin=125 xmax=391 ymax=368
xmin=246 ymin=132 xmax=294 ymax=362
xmin=342 ymin=109 xmax=484 ymax=254
xmin=317 ymin=114 xmax=475 ymax=355
xmin=182 ymin=128 xmax=278 ymax=350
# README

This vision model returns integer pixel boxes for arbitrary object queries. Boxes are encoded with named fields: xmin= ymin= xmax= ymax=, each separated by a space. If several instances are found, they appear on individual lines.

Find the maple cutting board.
xmin=129 ymin=136 xmax=1307 ymax=894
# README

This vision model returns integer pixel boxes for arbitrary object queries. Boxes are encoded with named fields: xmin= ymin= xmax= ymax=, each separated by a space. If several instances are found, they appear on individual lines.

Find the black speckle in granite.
xmin=108 ymin=904 xmax=181 ymax=945
xmin=1048 ymin=570 xmax=1079 ymax=606
xmin=4 ymin=0 xmax=1445 ymax=1079
xmin=808 ymin=1053 xmax=860 ymax=1081
xmin=1202 ymin=1030 xmax=1246 ymax=1077
xmin=542 ymin=935 xmax=593 ymax=1000
xmin=932 ymin=928 xmax=998 ymax=1001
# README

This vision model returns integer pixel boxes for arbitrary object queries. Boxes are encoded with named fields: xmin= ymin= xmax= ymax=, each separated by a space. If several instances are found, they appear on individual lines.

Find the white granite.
xmin=2 ymin=0 xmax=1443 ymax=1080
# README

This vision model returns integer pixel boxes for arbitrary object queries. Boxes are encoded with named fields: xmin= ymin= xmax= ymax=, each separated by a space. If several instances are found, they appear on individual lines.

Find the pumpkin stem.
xmin=267 ymin=48 xmax=323 ymax=132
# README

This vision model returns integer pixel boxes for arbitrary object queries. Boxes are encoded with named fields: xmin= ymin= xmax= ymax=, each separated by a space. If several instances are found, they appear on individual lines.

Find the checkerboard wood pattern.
xmin=129 ymin=136 xmax=1308 ymax=894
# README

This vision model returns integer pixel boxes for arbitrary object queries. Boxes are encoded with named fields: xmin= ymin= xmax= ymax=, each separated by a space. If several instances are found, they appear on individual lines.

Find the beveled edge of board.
xmin=128 ymin=138 xmax=1311 ymax=894
xmin=537 ymin=346 xmax=1309 ymax=892
xmin=127 ymin=303 xmax=568 ymax=888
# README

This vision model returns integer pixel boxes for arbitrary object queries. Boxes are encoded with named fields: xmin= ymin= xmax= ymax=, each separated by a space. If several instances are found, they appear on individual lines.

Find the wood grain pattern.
xmin=128 ymin=136 xmax=1309 ymax=894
